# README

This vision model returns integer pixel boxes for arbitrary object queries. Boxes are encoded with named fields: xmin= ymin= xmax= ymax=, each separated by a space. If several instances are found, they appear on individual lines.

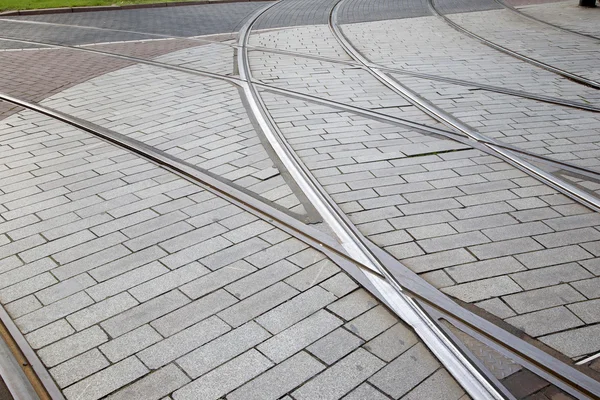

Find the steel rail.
xmin=2 ymin=33 xmax=600 ymax=200
xmin=328 ymin=2 xmax=600 ymax=397
xmin=492 ymin=0 xmax=600 ymax=41
xmin=0 ymin=6 xmax=598 ymax=399
xmin=238 ymin=2 xmax=509 ymax=399
xmin=427 ymin=0 xmax=600 ymax=90
xmin=2 ymin=32 xmax=600 ymax=207
xmin=329 ymin=1 xmax=600 ymax=213
xmin=1 ymin=16 xmax=598 ymax=113
xmin=2 ymin=63 xmax=599 ymax=400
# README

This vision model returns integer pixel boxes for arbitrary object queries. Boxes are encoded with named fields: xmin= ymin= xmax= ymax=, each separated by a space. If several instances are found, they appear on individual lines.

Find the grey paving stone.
xmin=571 ymin=277 xmax=600 ymax=299
xmin=442 ymin=276 xmax=522 ymax=303
xmin=257 ymin=310 xmax=342 ymax=363
xmin=99 ymin=325 xmax=162 ymax=363
xmin=50 ymin=348 xmax=109 ymax=388
xmin=342 ymin=383 xmax=389 ymax=400
xmin=176 ymin=321 xmax=270 ymax=378
xmin=88 ymin=245 xmax=166 ymax=282
xmin=200 ymin=237 xmax=270 ymax=271
xmin=228 ymin=351 xmax=325 ymax=400
xmin=67 ymin=292 xmax=138 ymax=331
xmin=151 ymin=289 xmax=236 ymax=337
xmin=446 ymin=256 xmax=526 ymax=283
xmin=15 ymin=291 xmax=94 ymax=333
xmin=509 ymin=263 xmax=593 ymax=290
xmin=63 ymin=356 xmax=149 ymax=400
xmin=369 ymin=343 xmax=439 ymax=398
xmin=53 ymin=231 xmax=127 ymax=265
xmin=180 ymin=260 xmax=256 ymax=299
xmin=515 ymin=245 xmax=593 ymax=269
xmin=418 ymin=231 xmax=489 ymax=253
xmin=88 ymin=261 xmax=168 ymax=301
xmin=286 ymin=248 xmax=326 ymax=268
xmin=284 ymin=259 xmax=339 ymax=291
xmin=129 ymin=262 xmax=209 ymax=302
xmin=139 ymin=316 xmax=230 ymax=369
xmin=402 ymin=369 xmax=465 ymax=400
xmin=35 ymin=273 xmax=95 ymax=305
xmin=160 ymin=236 xmax=232 ymax=269
xmin=326 ymin=289 xmax=378 ymax=321
xmin=0 ymin=272 xmax=57 ymax=304
xmin=107 ymin=364 xmax=190 ymax=400
xmin=363 ymin=323 xmax=419 ymax=362
xmin=19 ymin=230 xmax=94 ymax=263
xmin=469 ymin=238 xmax=543 ymax=260
xmin=5 ymin=295 xmax=42 ymax=319
xmin=568 ymin=299 xmax=600 ymax=324
xmin=292 ymin=348 xmax=385 ymax=400
xmin=25 ymin=319 xmax=74 ymax=350
xmin=389 ymin=211 xmax=455 ymax=230
xmin=540 ymin=324 xmax=600 ymax=358
xmin=172 ymin=350 xmax=272 ymax=400
xmin=319 ymin=273 xmax=358 ymax=298
xmin=503 ymin=284 xmax=586 ymax=314
xmin=535 ymin=228 xmax=600 ymax=248
xmin=38 ymin=325 xmax=108 ymax=367
xmin=256 ymin=286 xmax=336 ymax=334
xmin=403 ymin=249 xmax=476 ymax=273
xmin=245 ymin=238 xmax=308 ymax=268
xmin=226 ymin=259 xmax=300 ymax=299
xmin=0 ymin=257 xmax=56 ymax=291
xmin=101 ymin=290 xmax=190 ymax=338
xmin=475 ymin=298 xmax=516 ymax=319
xmin=506 ymin=306 xmax=583 ymax=337
xmin=307 ymin=327 xmax=364 ymax=365
xmin=344 ymin=305 xmax=397 ymax=341
xmin=218 ymin=282 xmax=298 ymax=328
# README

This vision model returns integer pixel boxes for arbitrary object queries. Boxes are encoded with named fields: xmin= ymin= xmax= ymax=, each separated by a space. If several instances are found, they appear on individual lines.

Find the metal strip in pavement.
xmin=2 ymin=88 xmax=599 ymax=399
xmin=329 ymin=2 xmax=600 ymax=214
xmin=1 ymin=16 xmax=598 ymax=112
xmin=428 ymin=0 xmax=600 ymax=90
xmin=239 ymin=2 xmax=507 ymax=399
xmin=492 ymin=0 xmax=600 ymax=41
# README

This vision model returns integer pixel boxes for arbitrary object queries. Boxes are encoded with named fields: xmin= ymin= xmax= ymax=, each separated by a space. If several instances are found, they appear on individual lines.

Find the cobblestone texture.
xmin=261 ymin=91 xmax=600 ymax=360
xmin=0 ymin=111 xmax=463 ymax=399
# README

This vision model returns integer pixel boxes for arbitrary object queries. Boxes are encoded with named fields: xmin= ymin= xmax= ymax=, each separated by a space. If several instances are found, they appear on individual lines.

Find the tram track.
xmin=492 ymin=0 xmax=600 ymax=42
xmin=1 ymin=4 xmax=600 ymax=397
xmin=428 ymin=0 xmax=600 ymax=90
xmin=328 ymin=0 xmax=600 ymax=213
xmin=2 ymin=31 xmax=600 ymax=191
xmin=240 ymin=1 xmax=600 ymax=399
xmin=1 ymin=16 xmax=598 ymax=113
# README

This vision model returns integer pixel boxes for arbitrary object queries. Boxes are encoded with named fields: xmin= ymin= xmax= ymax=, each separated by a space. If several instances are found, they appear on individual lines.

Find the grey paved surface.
xmin=1 ymin=2 xmax=270 ymax=39
xmin=1 ymin=0 xmax=600 ymax=398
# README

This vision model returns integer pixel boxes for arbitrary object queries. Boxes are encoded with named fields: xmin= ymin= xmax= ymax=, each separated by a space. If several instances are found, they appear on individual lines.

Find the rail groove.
xmin=493 ymin=0 xmax=600 ymax=41
xmin=428 ymin=0 xmax=600 ymax=90
xmin=328 ymin=0 xmax=600 ymax=398
xmin=0 ymin=16 xmax=598 ymax=113
xmin=329 ymin=0 xmax=600 ymax=214
xmin=0 ymin=7 xmax=599 ymax=398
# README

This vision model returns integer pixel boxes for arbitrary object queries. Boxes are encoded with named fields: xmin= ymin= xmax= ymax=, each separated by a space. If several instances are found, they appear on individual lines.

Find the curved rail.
xmin=237 ymin=3 xmax=511 ymax=400
xmin=493 ymin=0 xmax=600 ymax=41
xmin=2 ymin=33 xmax=600 ymax=203
xmin=328 ymin=1 xmax=600 ymax=398
xmin=0 ymin=6 xmax=599 ymax=397
xmin=328 ymin=0 xmax=600 ymax=214
xmin=0 ymin=17 xmax=598 ymax=113
xmin=428 ymin=0 xmax=600 ymax=90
